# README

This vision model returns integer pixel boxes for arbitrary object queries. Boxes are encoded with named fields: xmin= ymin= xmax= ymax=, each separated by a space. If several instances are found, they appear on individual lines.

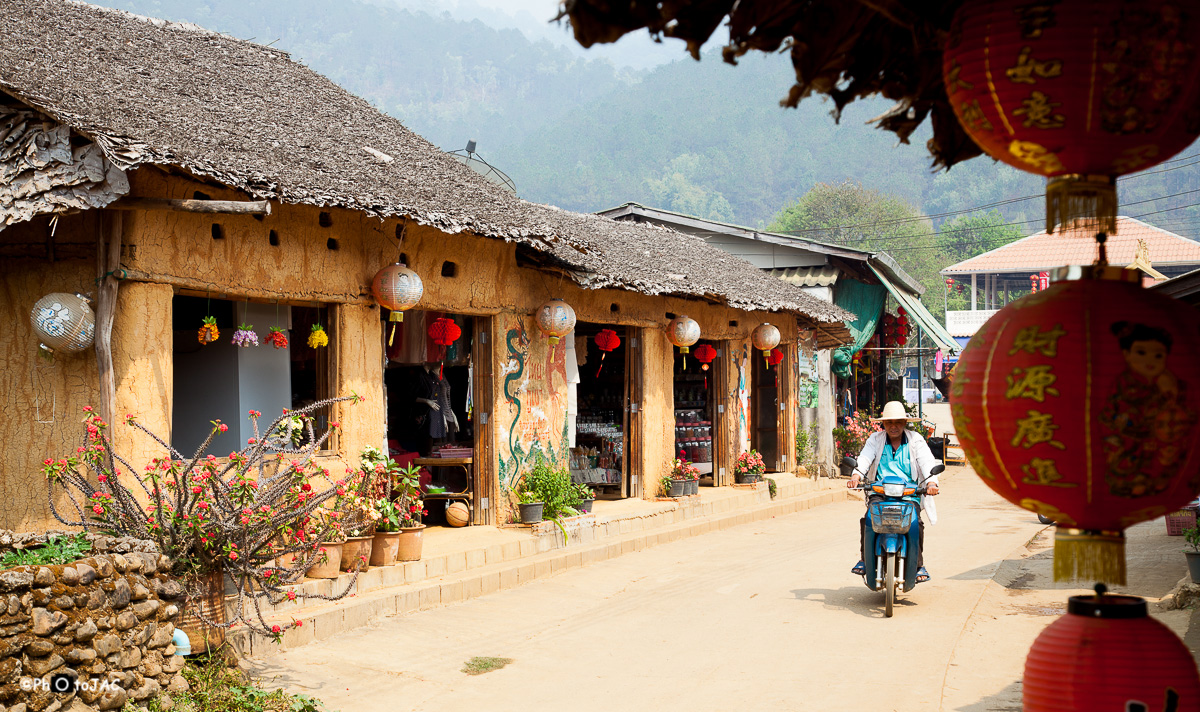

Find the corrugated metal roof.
xmin=942 ymin=217 xmax=1200 ymax=274
xmin=768 ymin=266 xmax=840 ymax=287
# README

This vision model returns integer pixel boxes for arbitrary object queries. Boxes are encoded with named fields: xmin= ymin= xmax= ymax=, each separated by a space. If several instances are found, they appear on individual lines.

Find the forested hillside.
xmin=99 ymin=0 xmax=1200 ymax=275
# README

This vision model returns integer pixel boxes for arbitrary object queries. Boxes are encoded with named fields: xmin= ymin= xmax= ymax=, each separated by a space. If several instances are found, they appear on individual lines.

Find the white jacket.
xmin=855 ymin=429 xmax=941 ymax=525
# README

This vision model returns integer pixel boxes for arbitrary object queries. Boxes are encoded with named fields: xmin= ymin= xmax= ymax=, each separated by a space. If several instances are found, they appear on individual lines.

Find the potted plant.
xmin=659 ymin=473 xmax=677 ymax=498
xmin=337 ymin=477 xmax=377 ymax=572
xmin=370 ymin=497 xmax=404 ymax=566
xmin=41 ymin=395 xmax=370 ymax=645
xmin=306 ymin=505 xmax=346 ymax=579
xmin=671 ymin=456 xmax=699 ymax=496
xmin=734 ymin=450 xmax=766 ymax=484
xmin=575 ymin=483 xmax=595 ymax=514
xmin=1184 ymin=527 xmax=1200 ymax=584
xmin=391 ymin=462 xmax=427 ymax=561
xmin=517 ymin=490 xmax=545 ymax=523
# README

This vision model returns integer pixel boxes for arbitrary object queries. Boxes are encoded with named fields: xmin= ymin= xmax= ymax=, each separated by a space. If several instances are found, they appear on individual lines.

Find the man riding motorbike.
xmin=846 ymin=401 xmax=941 ymax=583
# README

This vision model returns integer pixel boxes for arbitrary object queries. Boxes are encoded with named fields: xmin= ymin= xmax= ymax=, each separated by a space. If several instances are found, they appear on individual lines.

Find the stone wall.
xmin=0 ymin=552 xmax=187 ymax=712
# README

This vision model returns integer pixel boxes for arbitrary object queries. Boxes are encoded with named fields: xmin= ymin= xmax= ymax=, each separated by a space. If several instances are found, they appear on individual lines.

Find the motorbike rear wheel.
xmin=884 ymin=553 xmax=896 ymax=618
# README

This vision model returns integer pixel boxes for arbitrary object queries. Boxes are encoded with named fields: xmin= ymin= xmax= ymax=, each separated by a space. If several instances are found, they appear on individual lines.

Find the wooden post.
xmin=95 ymin=211 xmax=122 ymax=425
xmin=109 ymin=197 xmax=271 ymax=215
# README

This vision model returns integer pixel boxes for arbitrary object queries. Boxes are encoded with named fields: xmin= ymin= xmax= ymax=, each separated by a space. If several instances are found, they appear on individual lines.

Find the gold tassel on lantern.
xmin=1054 ymin=529 xmax=1127 ymax=586
xmin=1046 ymin=175 xmax=1118 ymax=235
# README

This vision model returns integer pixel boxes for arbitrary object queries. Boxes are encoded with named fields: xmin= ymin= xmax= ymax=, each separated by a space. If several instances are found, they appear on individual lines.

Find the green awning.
xmin=868 ymin=264 xmax=959 ymax=353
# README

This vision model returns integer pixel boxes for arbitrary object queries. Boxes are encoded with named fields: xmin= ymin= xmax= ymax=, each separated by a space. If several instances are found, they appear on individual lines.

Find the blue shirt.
xmin=877 ymin=433 xmax=914 ymax=486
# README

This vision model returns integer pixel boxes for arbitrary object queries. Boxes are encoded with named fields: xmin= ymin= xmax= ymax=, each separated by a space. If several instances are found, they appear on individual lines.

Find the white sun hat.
xmin=871 ymin=400 xmax=917 ymax=422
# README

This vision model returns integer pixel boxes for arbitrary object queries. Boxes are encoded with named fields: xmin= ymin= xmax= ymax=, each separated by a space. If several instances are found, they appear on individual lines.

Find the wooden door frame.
xmin=750 ymin=350 xmax=782 ymax=472
xmin=624 ymin=327 xmax=644 ymax=499
xmin=472 ymin=315 xmax=496 ymax=525
xmin=713 ymin=339 xmax=736 ymax=487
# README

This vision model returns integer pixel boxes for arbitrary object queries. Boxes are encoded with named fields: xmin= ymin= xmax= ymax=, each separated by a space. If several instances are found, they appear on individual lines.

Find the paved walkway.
xmin=245 ymin=465 xmax=1190 ymax=711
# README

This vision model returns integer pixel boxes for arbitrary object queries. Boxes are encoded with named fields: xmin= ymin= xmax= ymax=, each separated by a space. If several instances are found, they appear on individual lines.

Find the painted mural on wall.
xmin=497 ymin=315 xmax=570 ymax=493
xmin=737 ymin=342 xmax=751 ymax=454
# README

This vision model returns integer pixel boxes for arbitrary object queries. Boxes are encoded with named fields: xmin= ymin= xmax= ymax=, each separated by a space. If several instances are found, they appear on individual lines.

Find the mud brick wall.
xmin=0 ymin=552 xmax=187 ymax=712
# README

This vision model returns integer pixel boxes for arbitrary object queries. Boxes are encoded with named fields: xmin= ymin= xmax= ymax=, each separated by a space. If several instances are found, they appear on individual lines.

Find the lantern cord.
xmin=1054 ymin=528 xmax=1126 ymax=586
xmin=596 ymin=353 xmax=605 ymax=379
xmin=388 ymin=321 xmax=397 ymax=347
xmin=1094 ymin=232 xmax=1109 ymax=267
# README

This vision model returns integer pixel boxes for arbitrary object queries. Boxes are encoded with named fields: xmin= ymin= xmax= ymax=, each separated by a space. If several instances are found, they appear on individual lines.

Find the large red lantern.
xmin=944 ymin=0 xmax=1200 ymax=233
xmin=427 ymin=317 xmax=461 ymax=347
xmin=594 ymin=328 xmax=620 ymax=377
xmin=694 ymin=343 xmax=717 ymax=371
xmin=1024 ymin=588 xmax=1200 ymax=711
xmin=951 ymin=267 xmax=1200 ymax=583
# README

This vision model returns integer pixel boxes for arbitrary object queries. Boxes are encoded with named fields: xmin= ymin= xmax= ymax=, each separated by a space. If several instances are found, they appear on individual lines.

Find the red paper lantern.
xmin=768 ymin=347 xmax=784 ymax=367
xmin=944 ymin=0 xmax=1200 ymax=233
xmin=427 ymin=317 xmax=461 ymax=347
xmin=594 ymin=328 xmax=620 ymax=377
xmin=946 ymin=278 xmax=954 ymax=288
xmin=951 ymin=267 xmax=1200 ymax=583
xmin=694 ymin=343 xmax=717 ymax=371
xmin=882 ymin=313 xmax=895 ymax=325
xmin=957 ymin=284 xmax=964 ymax=294
xmin=897 ymin=307 xmax=907 ymax=317
xmin=1025 ymin=590 xmax=1200 ymax=711
xmin=898 ymin=315 xmax=908 ymax=327
xmin=897 ymin=334 xmax=908 ymax=347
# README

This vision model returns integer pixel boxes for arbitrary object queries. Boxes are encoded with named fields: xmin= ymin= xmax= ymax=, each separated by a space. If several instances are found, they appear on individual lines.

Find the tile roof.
xmin=941 ymin=217 xmax=1200 ymax=274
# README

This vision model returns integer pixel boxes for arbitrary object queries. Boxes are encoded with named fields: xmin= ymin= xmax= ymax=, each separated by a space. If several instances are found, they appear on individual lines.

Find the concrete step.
xmin=227 ymin=479 xmax=853 ymax=657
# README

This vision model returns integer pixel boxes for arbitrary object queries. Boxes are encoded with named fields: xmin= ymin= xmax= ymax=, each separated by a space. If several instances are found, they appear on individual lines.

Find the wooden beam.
xmin=95 ymin=211 xmax=122 ymax=425
xmin=109 ymin=197 xmax=272 ymax=215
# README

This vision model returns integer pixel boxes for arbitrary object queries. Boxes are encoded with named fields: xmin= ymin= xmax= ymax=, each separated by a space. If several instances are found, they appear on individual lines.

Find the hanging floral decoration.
xmin=594 ymin=328 xmax=621 ymax=377
xmin=267 ymin=327 xmax=289 ymax=349
xmin=232 ymin=323 xmax=259 ymax=348
xmin=198 ymin=316 xmax=219 ymax=345
xmin=307 ymin=323 xmax=329 ymax=349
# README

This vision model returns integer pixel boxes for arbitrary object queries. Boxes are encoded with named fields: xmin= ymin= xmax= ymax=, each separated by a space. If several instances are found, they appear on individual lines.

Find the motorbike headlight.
xmin=883 ymin=482 xmax=905 ymax=497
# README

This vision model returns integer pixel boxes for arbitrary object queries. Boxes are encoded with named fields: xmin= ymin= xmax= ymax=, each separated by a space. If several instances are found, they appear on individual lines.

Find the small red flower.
xmin=272 ymin=625 xmax=281 ymax=633
xmin=218 ymin=424 xmax=228 ymax=433
xmin=92 ymin=505 xmax=104 ymax=515
xmin=191 ymin=486 xmax=202 ymax=495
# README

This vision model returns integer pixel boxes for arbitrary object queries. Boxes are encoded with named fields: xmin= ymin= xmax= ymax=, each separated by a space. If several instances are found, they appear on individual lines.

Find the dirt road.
xmin=250 ymin=468 xmax=1188 ymax=711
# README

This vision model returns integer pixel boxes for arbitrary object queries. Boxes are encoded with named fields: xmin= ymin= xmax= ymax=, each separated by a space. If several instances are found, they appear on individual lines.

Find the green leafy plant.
xmin=517 ymin=490 xmax=541 ymax=505
xmin=147 ymin=652 xmax=330 ymax=712
xmin=522 ymin=457 xmax=581 ymax=519
xmin=0 ymin=532 xmax=92 ymax=569
xmin=765 ymin=477 xmax=777 ymax=500
xmin=461 ymin=656 xmax=514 ymax=676
xmin=1184 ymin=527 xmax=1200 ymax=553
xmin=575 ymin=483 xmax=595 ymax=500
xmin=659 ymin=474 xmax=674 ymax=497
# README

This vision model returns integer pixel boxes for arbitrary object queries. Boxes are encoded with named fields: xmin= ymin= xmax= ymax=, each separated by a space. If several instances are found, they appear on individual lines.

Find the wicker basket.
xmin=179 ymin=568 xmax=227 ymax=652
xmin=1166 ymin=509 xmax=1197 ymax=536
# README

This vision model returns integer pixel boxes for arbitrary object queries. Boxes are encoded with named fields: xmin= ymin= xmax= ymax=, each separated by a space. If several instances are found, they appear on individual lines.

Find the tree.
xmin=645 ymin=154 xmax=735 ymax=222
xmin=937 ymin=210 xmax=1025 ymax=262
xmin=768 ymin=181 xmax=952 ymax=321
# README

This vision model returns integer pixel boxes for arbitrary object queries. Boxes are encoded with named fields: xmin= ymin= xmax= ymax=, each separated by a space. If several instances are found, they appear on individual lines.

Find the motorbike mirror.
xmin=929 ymin=463 xmax=945 ymax=476
xmin=841 ymin=455 xmax=858 ymax=469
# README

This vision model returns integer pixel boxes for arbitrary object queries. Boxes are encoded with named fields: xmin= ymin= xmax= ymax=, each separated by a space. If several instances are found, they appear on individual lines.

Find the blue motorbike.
xmin=845 ymin=456 xmax=945 ymax=617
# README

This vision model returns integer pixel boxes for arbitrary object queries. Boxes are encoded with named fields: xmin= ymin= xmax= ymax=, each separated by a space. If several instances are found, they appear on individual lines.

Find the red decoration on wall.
xmin=427 ymin=318 xmax=461 ymax=347
xmin=768 ymin=347 xmax=784 ymax=367
xmin=594 ymin=328 xmax=620 ymax=377
xmin=944 ymin=0 xmax=1200 ymax=233
xmin=951 ymin=268 xmax=1200 ymax=584
xmin=1024 ymin=590 xmax=1200 ymax=711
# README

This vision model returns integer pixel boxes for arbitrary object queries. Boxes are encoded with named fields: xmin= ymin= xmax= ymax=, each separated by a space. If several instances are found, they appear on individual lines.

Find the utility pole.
xmin=917 ymin=326 xmax=924 ymax=419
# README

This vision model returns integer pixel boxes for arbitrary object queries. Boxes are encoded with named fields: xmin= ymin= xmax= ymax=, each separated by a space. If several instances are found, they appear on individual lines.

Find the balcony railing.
xmin=946 ymin=309 xmax=999 ymax=336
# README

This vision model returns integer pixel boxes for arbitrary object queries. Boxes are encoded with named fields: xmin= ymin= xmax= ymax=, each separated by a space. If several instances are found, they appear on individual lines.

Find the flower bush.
xmin=359 ymin=447 xmax=425 ymax=529
xmin=832 ymin=410 xmax=879 ymax=457
xmin=733 ymin=450 xmax=766 ymax=477
xmin=42 ymin=394 xmax=371 ymax=640
xmin=671 ymin=457 xmax=700 ymax=480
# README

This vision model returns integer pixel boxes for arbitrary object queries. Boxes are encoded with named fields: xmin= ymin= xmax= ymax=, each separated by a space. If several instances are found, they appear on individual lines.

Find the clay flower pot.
xmin=396 ymin=525 xmax=425 ymax=562
xmin=340 ymin=535 xmax=374 ymax=571
xmin=370 ymin=531 xmax=401 ymax=566
xmin=306 ymin=542 xmax=344 ymax=579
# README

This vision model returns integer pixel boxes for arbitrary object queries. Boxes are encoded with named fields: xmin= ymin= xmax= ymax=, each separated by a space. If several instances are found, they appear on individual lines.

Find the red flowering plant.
xmin=832 ymin=410 xmax=880 ymax=458
xmin=733 ymin=450 xmax=766 ymax=477
xmin=41 ymin=394 xmax=373 ymax=642
xmin=671 ymin=456 xmax=700 ymax=481
xmin=358 ymin=447 xmax=425 ymax=530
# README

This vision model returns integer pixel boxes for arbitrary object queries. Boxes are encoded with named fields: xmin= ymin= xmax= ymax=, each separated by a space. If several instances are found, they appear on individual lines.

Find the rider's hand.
xmin=926 ymin=482 xmax=940 ymax=496
xmin=847 ymin=474 xmax=861 ymax=489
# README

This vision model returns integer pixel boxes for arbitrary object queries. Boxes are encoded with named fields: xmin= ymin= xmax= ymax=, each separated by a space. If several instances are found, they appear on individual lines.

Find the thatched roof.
xmin=560 ymin=0 xmax=977 ymax=170
xmin=0 ymin=0 xmax=851 ymax=330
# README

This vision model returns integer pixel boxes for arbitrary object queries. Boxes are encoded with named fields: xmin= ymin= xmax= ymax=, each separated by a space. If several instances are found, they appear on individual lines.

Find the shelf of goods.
xmin=573 ymin=419 xmax=623 ymax=486
xmin=675 ymin=408 xmax=713 ymax=475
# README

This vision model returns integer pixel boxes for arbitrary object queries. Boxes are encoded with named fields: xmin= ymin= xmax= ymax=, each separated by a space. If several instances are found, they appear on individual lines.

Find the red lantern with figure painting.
xmin=1024 ymin=588 xmax=1200 ymax=711
xmin=594 ymin=328 xmax=620 ymax=377
xmin=943 ymin=0 xmax=1200 ymax=233
xmin=951 ymin=266 xmax=1200 ymax=584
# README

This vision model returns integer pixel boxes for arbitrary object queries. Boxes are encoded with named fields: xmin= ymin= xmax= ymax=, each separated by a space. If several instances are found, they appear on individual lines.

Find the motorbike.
xmin=844 ymin=455 xmax=945 ymax=617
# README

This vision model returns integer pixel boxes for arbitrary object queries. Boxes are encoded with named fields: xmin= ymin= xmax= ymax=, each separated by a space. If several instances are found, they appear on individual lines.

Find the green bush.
xmin=523 ymin=457 xmax=580 ymax=519
xmin=0 ymin=533 xmax=92 ymax=570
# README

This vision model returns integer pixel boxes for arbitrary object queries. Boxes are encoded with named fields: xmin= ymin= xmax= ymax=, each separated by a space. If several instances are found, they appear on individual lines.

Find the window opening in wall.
xmin=441 ymin=261 xmax=457 ymax=277
xmin=610 ymin=303 xmax=620 ymax=313
xmin=665 ymin=312 xmax=676 ymax=320
xmin=729 ymin=320 xmax=739 ymax=328
xmin=326 ymin=238 xmax=339 ymax=251
xmin=318 ymin=212 xmax=333 ymax=227
xmin=171 ymin=295 xmax=335 ymax=456
xmin=211 ymin=224 xmax=224 ymax=240
xmin=569 ymin=322 xmax=629 ymax=499
xmin=383 ymin=310 xmax=477 ymax=527
xmin=268 ymin=230 xmax=279 ymax=246
xmin=193 ymin=191 xmax=211 ymax=200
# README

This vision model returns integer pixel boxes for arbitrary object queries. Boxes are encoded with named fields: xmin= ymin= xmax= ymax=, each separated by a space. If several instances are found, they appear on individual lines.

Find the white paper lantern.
xmin=31 ymin=293 xmax=95 ymax=354
xmin=667 ymin=315 xmax=701 ymax=354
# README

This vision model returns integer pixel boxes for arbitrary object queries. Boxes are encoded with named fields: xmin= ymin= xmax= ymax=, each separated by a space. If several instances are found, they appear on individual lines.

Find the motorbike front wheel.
xmin=884 ymin=553 xmax=896 ymax=618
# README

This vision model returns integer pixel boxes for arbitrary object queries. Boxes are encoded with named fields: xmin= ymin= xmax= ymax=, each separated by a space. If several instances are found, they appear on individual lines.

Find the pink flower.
xmin=287 ymin=591 xmax=297 ymax=601
xmin=191 ymin=486 xmax=202 ymax=495
xmin=229 ymin=551 xmax=238 ymax=561
xmin=272 ymin=625 xmax=281 ymax=633
xmin=248 ymin=438 xmax=257 ymax=444
xmin=43 ymin=459 xmax=52 ymax=466
xmin=218 ymin=424 xmax=228 ymax=433
xmin=331 ymin=422 xmax=340 ymax=428
xmin=92 ymin=505 xmax=104 ymax=515
xmin=82 ymin=406 xmax=93 ymax=412
xmin=198 ymin=502 xmax=209 ymax=510
xmin=97 ymin=474 xmax=107 ymax=483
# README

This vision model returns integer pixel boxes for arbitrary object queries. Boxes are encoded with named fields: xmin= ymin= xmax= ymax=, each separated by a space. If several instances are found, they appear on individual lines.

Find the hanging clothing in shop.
xmin=565 ymin=330 xmax=580 ymax=447
xmin=429 ymin=376 xmax=459 ymax=439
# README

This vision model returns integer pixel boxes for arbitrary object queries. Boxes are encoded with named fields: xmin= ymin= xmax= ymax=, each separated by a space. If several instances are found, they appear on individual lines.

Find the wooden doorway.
xmin=751 ymin=350 xmax=781 ymax=471
xmin=473 ymin=316 xmax=495 ymax=524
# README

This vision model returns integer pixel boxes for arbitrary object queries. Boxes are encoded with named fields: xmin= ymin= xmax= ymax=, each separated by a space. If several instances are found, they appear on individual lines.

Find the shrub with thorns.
xmin=42 ymin=394 xmax=376 ymax=641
